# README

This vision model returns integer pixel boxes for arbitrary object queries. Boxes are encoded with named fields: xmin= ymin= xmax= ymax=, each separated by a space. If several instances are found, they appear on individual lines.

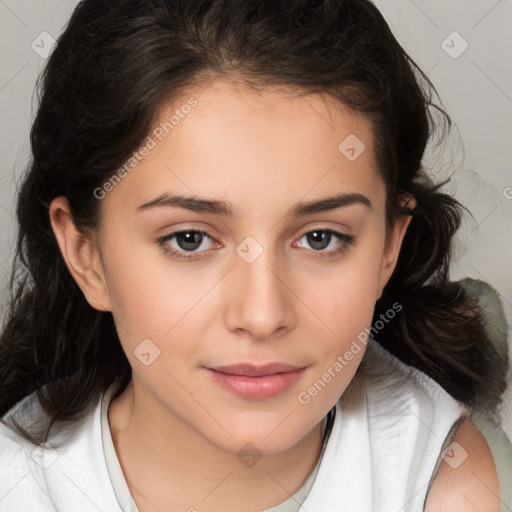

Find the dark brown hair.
xmin=0 ymin=0 xmax=508 ymax=444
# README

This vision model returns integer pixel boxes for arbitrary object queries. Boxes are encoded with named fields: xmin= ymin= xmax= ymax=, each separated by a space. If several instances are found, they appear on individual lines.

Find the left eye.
xmin=295 ymin=229 xmax=354 ymax=254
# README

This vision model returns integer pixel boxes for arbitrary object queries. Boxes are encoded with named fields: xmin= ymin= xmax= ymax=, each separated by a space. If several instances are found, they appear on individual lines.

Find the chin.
xmin=200 ymin=415 xmax=319 ymax=457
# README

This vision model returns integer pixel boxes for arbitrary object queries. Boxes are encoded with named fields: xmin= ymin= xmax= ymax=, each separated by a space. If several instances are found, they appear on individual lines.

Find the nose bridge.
xmin=228 ymin=237 xmax=294 ymax=339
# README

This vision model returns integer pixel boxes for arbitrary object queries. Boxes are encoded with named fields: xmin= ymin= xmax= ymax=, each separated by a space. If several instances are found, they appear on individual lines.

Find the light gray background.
xmin=1 ymin=1 xmax=511 ymax=436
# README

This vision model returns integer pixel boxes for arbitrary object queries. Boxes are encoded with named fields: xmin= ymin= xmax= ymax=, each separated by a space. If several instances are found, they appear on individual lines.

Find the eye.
xmin=158 ymin=227 xmax=355 ymax=262
xmin=158 ymin=229 xmax=217 ymax=261
xmin=294 ymin=228 xmax=355 ymax=259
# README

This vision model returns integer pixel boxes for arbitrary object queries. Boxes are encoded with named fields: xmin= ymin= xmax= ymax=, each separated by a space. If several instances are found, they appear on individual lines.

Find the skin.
xmin=425 ymin=420 xmax=500 ymax=512
xmin=49 ymin=78 xmax=499 ymax=511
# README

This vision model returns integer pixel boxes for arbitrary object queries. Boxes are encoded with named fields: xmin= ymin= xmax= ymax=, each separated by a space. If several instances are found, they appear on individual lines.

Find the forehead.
xmin=102 ymin=78 xmax=384 ymax=218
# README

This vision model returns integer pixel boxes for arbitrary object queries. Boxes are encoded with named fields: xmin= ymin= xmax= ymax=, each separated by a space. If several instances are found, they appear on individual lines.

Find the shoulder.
xmin=0 ymin=418 xmax=32 ymax=466
xmin=0 ymin=399 xmax=50 ymax=508
xmin=0 ymin=389 xmax=114 ymax=510
xmin=0 ymin=392 xmax=54 ymax=477
xmin=0 ymin=392 xmax=42 ymax=460
xmin=425 ymin=419 xmax=500 ymax=512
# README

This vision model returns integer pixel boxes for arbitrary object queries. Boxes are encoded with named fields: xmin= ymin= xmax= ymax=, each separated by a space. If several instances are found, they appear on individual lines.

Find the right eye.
xmin=158 ymin=229 xmax=218 ymax=261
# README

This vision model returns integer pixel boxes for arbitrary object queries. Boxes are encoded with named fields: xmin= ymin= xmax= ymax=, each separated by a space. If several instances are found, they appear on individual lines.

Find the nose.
xmin=225 ymin=246 xmax=296 ymax=341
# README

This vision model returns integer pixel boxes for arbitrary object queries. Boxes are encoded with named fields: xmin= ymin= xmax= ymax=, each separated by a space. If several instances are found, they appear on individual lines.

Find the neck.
xmin=107 ymin=379 xmax=328 ymax=512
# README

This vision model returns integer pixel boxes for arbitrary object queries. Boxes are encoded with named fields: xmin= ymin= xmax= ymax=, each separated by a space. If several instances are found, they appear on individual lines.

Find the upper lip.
xmin=208 ymin=363 xmax=306 ymax=377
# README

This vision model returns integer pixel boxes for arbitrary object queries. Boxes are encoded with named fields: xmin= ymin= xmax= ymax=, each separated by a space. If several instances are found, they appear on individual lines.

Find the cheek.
xmin=304 ymin=273 xmax=377 ymax=371
xmin=296 ymin=273 xmax=378 ymax=405
xmin=302 ymin=244 xmax=383 ymax=334
xmin=101 ymin=237 xmax=208 ymax=349
xmin=292 ymin=236 xmax=384 ymax=389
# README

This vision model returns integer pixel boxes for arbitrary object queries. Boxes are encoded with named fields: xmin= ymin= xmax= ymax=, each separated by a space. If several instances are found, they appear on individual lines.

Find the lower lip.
xmin=205 ymin=368 xmax=307 ymax=399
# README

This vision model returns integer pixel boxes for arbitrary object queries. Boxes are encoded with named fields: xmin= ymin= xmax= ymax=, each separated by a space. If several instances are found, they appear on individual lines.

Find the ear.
xmin=376 ymin=193 xmax=417 ymax=301
xmin=49 ymin=196 xmax=112 ymax=312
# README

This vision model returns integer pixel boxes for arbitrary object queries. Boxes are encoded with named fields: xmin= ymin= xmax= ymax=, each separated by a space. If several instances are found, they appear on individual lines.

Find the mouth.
xmin=204 ymin=363 xmax=307 ymax=399
xmin=209 ymin=362 xmax=305 ymax=377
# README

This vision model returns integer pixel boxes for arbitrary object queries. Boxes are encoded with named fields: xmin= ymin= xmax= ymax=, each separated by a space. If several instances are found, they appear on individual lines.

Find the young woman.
xmin=0 ymin=0 xmax=510 ymax=511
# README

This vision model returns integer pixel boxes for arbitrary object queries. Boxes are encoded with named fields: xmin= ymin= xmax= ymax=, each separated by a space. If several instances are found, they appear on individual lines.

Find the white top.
xmin=0 ymin=338 xmax=470 ymax=512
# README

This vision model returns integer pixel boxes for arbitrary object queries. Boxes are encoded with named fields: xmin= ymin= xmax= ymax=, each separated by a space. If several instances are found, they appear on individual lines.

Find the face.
xmin=53 ymin=78 xmax=410 ymax=456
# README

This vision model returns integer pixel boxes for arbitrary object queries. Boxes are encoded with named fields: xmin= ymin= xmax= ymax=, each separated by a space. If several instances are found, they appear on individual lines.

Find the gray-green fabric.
xmin=457 ymin=278 xmax=509 ymax=364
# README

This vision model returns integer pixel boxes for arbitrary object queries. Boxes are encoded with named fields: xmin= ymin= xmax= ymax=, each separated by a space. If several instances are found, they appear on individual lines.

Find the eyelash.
xmin=157 ymin=228 xmax=355 ymax=262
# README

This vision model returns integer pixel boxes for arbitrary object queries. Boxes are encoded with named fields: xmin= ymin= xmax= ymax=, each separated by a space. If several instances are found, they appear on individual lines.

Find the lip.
xmin=205 ymin=363 xmax=307 ymax=399
xmin=210 ymin=362 xmax=304 ymax=377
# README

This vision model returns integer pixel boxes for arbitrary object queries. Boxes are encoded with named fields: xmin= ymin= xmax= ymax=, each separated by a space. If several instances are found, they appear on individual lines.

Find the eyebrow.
xmin=137 ymin=192 xmax=372 ymax=217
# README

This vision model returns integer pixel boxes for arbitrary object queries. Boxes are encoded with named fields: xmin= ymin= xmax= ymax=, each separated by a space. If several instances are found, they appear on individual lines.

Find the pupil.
xmin=308 ymin=231 xmax=330 ymax=250
xmin=178 ymin=232 xmax=202 ymax=251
